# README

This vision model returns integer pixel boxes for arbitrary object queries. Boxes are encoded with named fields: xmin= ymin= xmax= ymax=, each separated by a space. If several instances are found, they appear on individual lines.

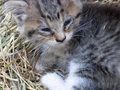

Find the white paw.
xmin=40 ymin=72 xmax=65 ymax=90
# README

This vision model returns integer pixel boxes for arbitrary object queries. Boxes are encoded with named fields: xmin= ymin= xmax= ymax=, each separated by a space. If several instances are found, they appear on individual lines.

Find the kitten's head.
xmin=4 ymin=0 xmax=83 ymax=47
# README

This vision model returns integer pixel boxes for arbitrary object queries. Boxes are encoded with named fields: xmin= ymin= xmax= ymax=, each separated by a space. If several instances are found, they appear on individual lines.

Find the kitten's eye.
xmin=64 ymin=19 xmax=72 ymax=26
xmin=38 ymin=26 xmax=51 ymax=32
xmin=38 ymin=26 xmax=53 ymax=36
xmin=41 ymin=28 xmax=51 ymax=32
xmin=64 ymin=17 xmax=73 ymax=30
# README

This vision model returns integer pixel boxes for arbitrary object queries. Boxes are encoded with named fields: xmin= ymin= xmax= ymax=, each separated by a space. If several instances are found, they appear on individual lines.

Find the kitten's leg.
xmin=41 ymin=61 xmax=100 ymax=90
xmin=41 ymin=72 xmax=65 ymax=90
xmin=65 ymin=61 xmax=100 ymax=90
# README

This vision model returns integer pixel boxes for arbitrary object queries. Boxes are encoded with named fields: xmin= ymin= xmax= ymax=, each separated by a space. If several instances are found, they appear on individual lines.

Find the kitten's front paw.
xmin=40 ymin=72 xmax=65 ymax=90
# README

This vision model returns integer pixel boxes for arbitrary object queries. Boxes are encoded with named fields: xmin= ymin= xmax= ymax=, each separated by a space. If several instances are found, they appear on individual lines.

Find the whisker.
xmin=30 ymin=45 xmax=41 ymax=53
xmin=74 ymin=19 xmax=93 ymax=33
xmin=73 ymin=34 xmax=86 ymax=37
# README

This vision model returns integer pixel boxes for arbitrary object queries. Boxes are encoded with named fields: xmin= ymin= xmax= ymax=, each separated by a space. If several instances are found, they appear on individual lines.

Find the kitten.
xmin=4 ymin=0 xmax=120 ymax=90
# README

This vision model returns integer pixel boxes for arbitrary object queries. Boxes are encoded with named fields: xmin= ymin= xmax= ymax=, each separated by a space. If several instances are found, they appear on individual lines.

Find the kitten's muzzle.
xmin=56 ymin=36 xmax=66 ymax=43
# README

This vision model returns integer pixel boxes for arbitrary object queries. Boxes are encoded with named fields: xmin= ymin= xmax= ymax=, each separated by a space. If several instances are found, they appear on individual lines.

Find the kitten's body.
xmin=4 ymin=0 xmax=120 ymax=90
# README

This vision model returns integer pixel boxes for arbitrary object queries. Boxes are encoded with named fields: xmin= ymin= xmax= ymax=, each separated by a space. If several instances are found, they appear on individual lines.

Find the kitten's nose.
xmin=55 ymin=32 xmax=66 ymax=43
xmin=56 ymin=36 xmax=66 ymax=42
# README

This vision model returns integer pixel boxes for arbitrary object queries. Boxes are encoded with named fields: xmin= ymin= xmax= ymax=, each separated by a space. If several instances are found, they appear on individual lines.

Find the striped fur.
xmin=4 ymin=0 xmax=120 ymax=90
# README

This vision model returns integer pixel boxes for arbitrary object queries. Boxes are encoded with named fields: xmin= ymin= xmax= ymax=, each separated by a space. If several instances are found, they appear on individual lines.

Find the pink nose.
xmin=56 ymin=36 xmax=66 ymax=42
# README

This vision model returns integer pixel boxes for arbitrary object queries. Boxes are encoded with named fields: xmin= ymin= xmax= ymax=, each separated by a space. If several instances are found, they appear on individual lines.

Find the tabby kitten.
xmin=4 ymin=0 xmax=120 ymax=90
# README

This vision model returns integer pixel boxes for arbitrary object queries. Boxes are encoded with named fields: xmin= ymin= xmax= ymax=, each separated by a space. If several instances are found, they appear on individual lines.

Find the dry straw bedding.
xmin=0 ymin=0 xmax=120 ymax=90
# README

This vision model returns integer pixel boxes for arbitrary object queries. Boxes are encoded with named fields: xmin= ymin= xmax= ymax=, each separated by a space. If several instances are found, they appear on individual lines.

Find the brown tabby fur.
xmin=4 ymin=0 xmax=120 ymax=89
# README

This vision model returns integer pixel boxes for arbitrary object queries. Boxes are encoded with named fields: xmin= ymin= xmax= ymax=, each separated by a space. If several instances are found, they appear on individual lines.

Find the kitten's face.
xmin=4 ymin=0 xmax=83 ymax=47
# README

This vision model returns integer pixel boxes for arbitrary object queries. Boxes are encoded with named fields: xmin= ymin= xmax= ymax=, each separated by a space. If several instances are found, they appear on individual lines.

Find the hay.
xmin=0 ymin=0 xmax=119 ymax=90
xmin=0 ymin=1 xmax=45 ymax=90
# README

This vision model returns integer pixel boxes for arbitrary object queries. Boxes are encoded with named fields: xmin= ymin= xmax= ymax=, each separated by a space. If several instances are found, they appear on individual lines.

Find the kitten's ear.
xmin=4 ymin=1 xmax=28 ymax=25
xmin=65 ymin=0 xmax=83 ymax=18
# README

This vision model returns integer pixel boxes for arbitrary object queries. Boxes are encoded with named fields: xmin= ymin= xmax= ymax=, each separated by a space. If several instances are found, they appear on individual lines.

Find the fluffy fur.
xmin=4 ymin=0 xmax=120 ymax=90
